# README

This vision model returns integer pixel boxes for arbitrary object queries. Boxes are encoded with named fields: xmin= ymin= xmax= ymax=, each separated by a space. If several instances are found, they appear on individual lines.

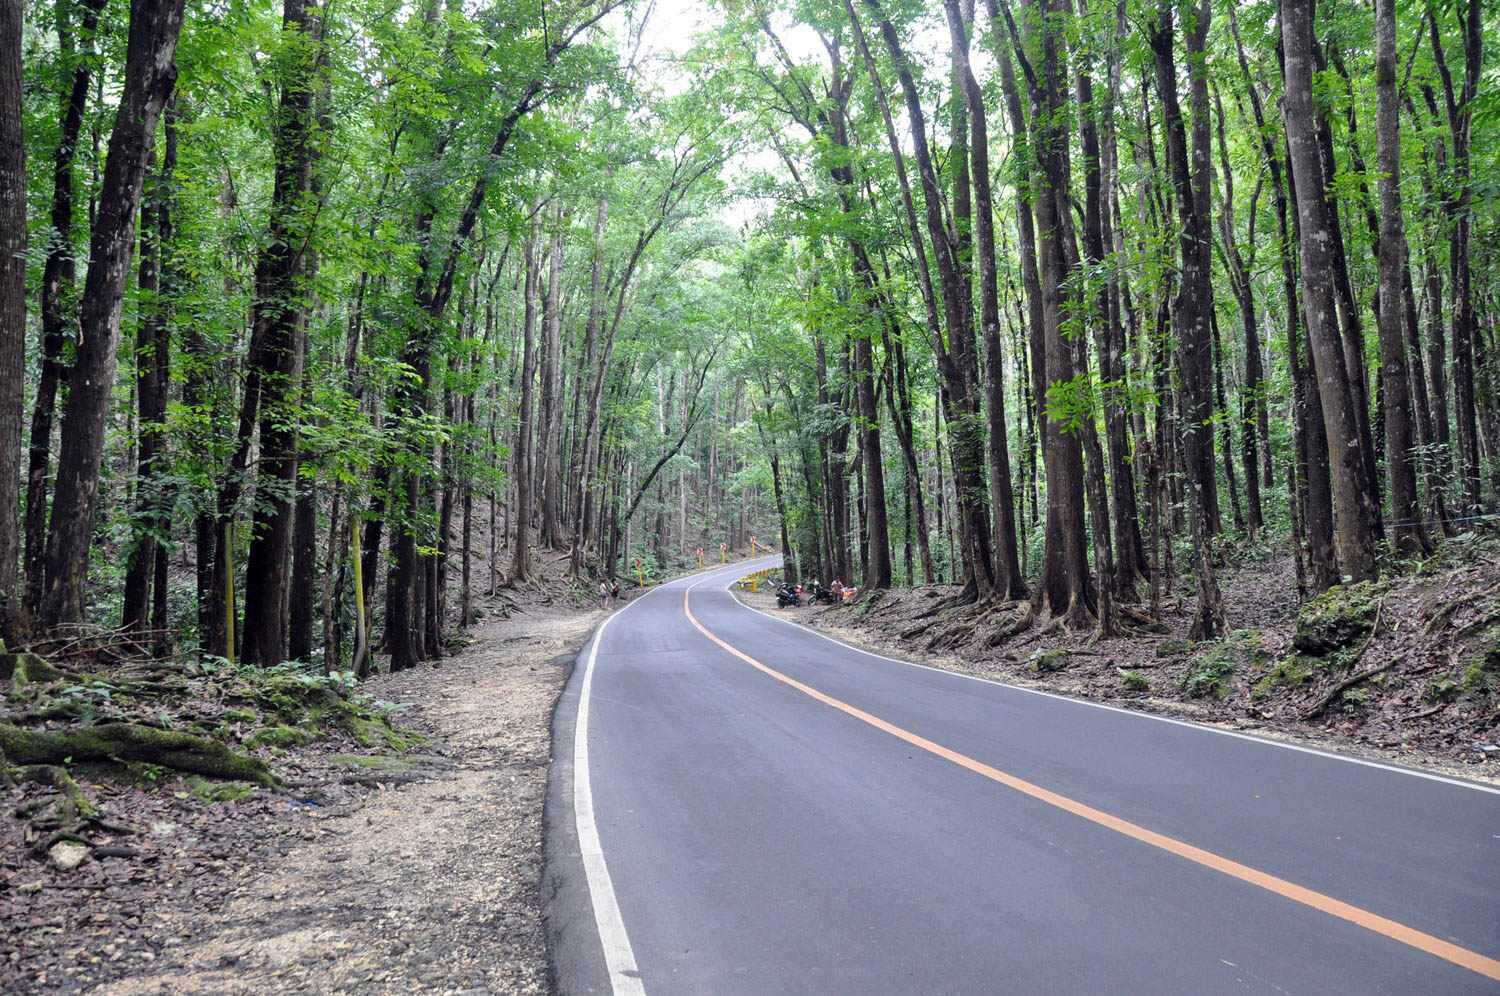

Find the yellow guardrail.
xmin=738 ymin=567 xmax=777 ymax=592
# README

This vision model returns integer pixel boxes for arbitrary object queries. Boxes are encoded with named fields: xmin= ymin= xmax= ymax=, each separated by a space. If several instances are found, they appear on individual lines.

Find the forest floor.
xmin=1 ymin=554 xmax=610 ymax=995
xmin=742 ymin=536 xmax=1500 ymax=786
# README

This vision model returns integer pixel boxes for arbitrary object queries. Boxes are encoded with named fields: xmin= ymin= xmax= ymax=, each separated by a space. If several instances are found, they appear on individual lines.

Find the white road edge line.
xmin=573 ymin=559 xmax=773 ymax=996
xmin=574 ymin=596 xmax=647 ymax=996
xmin=694 ymin=570 xmax=1500 ymax=797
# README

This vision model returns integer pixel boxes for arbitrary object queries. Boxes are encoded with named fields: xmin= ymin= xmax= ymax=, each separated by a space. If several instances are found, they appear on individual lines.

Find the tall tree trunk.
xmin=1374 ymin=0 xmax=1429 ymax=556
xmin=1281 ymin=0 xmax=1377 ymax=582
xmin=1427 ymin=2 xmax=1482 ymax=511
xmin=1150 ymin=0 xmax=1223 ymax=637
xmin=510 ymin=223 xmax=541 ymax=582
xmin=289 ymin=350 xmax=318 ymax=662
xmin=1096 ymin=0 xmax=1146 ymax=595
xmin=538 ymin=219 xmax=564 ymax=549
xmin=122 ymin=147 xmax=173 ymax=634
xmin=1228 ymin=3 xmax=1334 ymax=585
xmin=860 ymin=0 xmax=994 ymax=601
xmin=242 ymin=0 xmax=323 ymax=667
xmin=1025 ymin=0 xmax=1093 ymax=626
xmin=40 ymin=0 xmax=187 ymax=626
xmin=0 ymin=0 xmax=22 ymax=639
xmin=569 ymin=197 xmax=607 ymax=576
xmin=853 ymin=331 xmax=892 ymax=590
xmin=947 ymin=0 xmax=1024 ymax=600
xmin=25 ymin=0 xmax=107 ymax=619
xmin=1214 ymin=87 xmax=1265 ymax=536
xmin=1310 ymin=42 xmax=1382 ymax=530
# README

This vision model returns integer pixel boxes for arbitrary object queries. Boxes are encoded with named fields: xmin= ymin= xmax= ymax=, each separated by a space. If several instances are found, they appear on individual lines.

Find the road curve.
xmin=544 ymin=559 xmax=1500 ymax=995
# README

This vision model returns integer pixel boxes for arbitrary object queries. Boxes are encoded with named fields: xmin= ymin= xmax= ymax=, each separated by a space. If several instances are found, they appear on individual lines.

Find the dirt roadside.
xmin=6 ymin=604 xmax=602 ymax=996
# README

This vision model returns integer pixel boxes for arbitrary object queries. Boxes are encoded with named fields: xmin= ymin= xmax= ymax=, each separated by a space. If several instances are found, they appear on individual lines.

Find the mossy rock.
xmin=345 ymin=712 xmax=427 ymax=751
xmin=186 ymin=776 xmax=257 ymax=803
xmin=225 ymin=666 xmax=423 ymax=752
xmin=1182 ymin=630 xmax=1263 ymax=700
xmin=1339 ymin=686 xmax=1371 ymax=710
xmin=1293 ymin=581 xmax=1381 ymax=657
xmin=1252 ymin=652 xmax=1350 ymax=699
xmin=1426 ymin=678 xmax=1461 ymax=703
xmin=1120 ymin=670 xmax=1150 ymax=693
xmin=1468 ymin=640 xmax=1500 ymax=676
xmin=1463 ymin=660 xmax=1498 ymax=699
xmin=1027 ymin=649 xmax=1070 ymax=674
xmin=245 ymin=724 xmax=315 ymax=749
xmin=1155 ymin=639 xmax=1195 ymax=659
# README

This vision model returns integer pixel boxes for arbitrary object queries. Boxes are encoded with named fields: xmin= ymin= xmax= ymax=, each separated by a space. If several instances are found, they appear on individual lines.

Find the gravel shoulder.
xmin=83 ymin=605 xmax=603 ymax=995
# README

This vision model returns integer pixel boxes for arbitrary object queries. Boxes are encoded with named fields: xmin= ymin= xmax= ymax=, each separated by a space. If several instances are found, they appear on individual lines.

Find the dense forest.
xmin=0 ymin=0 xmax=1496 ymax=672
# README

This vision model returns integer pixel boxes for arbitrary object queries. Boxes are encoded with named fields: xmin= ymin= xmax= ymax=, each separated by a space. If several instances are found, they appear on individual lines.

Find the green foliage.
xmin=1181 ymin=630 xmax=1263 ymax=700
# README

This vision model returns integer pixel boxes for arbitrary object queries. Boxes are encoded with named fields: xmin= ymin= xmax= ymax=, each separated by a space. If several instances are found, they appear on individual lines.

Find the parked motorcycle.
xmin=774 ymin=581 xmax=802 ymax=608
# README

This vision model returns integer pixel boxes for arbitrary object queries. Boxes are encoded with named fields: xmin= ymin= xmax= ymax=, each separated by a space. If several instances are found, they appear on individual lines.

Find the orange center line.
xmin=682 ymin=588 xmax=1500 ymax=983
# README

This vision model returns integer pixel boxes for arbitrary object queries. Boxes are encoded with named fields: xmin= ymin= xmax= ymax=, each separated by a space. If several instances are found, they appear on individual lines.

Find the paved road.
xmin=544 ymin=559 xmax=1500 ymax=994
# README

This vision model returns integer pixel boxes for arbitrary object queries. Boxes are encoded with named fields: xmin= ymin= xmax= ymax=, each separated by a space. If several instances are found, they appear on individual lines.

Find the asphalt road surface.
xmin=544 ymin=558 xmax=1500 ymax=995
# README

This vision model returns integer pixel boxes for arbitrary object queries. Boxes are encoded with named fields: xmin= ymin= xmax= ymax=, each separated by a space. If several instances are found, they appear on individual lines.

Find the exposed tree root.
xmin=1300 ymin=660 xmax=1395 ymax=720
xmin=12 ymin=764 xmax=99 ymax=823
xmin=0 ymin=722 xmax=276 ymax=786
xmin=981 ymin=602 xmax=1034 ymax=648
xmin=900 ymin=620 xmax=935 ymax=640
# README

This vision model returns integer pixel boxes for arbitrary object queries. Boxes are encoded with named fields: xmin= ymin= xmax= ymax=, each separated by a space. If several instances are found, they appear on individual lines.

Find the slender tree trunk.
xmin=569 ymin=196 xmax=607 ymax=574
